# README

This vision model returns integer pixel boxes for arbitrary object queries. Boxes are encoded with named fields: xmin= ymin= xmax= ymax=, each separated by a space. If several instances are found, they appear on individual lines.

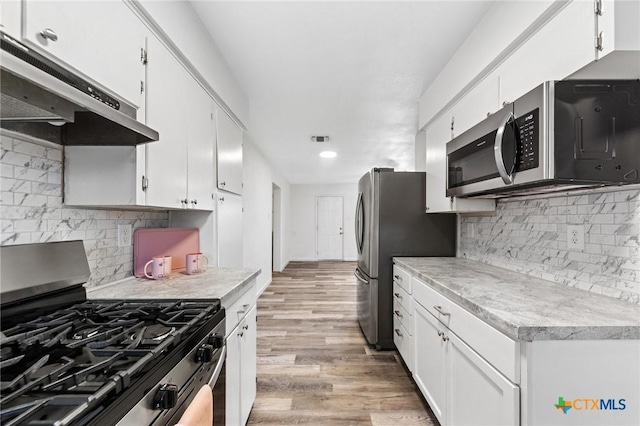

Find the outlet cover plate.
xmin=118 ymin=224 xmax=132 ymax=247
xmin=567 ymin=224 xmax=585 ymax=251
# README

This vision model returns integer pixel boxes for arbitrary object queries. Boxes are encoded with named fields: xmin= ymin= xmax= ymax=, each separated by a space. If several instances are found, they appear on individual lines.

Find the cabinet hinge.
xmin=210 ymin=113 xmax=214 ymax=120
xmin=140 ymin=81 xmax=144 ymax=94
xmin=142 ymin=176 xmax=149 ymax=191
xmin=141 ymin=48 xmax=148 ymax=65
xmin=595 ymin=31 xmax=603 ymax=51
xmin=594 ymin=0 xmax=602 ymax=15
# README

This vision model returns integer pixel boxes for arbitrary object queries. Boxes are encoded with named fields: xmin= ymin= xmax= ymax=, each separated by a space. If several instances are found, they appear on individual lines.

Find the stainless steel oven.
xmin=446 ymin=80 xmax=640 ymax=197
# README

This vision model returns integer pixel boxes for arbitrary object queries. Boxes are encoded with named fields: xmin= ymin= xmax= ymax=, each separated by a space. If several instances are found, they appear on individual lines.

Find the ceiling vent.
xmin=311 ymin=135 xmax=330 ymax=142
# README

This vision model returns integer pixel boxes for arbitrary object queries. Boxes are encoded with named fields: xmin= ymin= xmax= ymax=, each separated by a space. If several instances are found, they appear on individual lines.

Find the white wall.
xmin=242 ymin=141 xmax=290 ymax=296
xmin=290 ymin=183 xmax=358 ymax=262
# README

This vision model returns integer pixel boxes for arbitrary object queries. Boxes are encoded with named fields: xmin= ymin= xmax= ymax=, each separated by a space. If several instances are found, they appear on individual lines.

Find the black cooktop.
xmin=0 ymin=299 xmax=223 ymax=426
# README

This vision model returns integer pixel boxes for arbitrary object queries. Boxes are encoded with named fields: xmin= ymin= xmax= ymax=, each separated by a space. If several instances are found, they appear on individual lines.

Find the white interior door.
xmin=317 ymin=196 xmax=343 ymax=260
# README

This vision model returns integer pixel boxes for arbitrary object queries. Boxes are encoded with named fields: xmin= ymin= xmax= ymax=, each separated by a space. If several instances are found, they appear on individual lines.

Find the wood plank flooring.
xmin=247 ymin=261 xmax=438 ymax=426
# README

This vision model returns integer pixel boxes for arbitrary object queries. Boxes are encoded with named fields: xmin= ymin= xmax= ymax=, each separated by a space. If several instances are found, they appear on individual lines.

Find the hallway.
xmin=247 ymin=261 xmax=437 ymax=425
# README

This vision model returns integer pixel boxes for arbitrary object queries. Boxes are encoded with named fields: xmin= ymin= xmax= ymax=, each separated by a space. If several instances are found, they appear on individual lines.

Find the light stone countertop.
xmin=393 ymin=257 xmax=640 ymax=341
xmin=86 ymin=267 xmax=261 ymax=308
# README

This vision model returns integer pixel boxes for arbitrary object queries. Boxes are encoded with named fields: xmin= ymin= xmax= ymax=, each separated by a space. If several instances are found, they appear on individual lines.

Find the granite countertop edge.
xmin=393 ymin=257 xmax=640 ymax=341
xmin=86 ymin=267 xmax=261 ymax=306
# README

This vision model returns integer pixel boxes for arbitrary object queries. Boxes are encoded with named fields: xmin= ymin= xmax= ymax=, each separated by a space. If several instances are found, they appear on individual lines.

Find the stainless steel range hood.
xmin=0 ymin=32 xmax=158 ymax=145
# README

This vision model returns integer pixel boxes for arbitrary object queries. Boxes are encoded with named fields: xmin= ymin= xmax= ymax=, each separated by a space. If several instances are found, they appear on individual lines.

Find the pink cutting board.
xmin=133 ymin=228 xmax=200 ymax=277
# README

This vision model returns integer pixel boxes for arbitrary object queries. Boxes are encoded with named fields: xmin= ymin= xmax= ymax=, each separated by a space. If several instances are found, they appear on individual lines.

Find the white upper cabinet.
xmin=21 ymin=0 xmax=146 ymax=109
xmin=450 ymin=75 xmax=500 ymax=140
xmin=216 ymin=111 xmax=243 ymax=195
xmin=425 ymin=110 xmax=495 ymax=214
xmin=498 ymin=0 xmax=595 ymax=106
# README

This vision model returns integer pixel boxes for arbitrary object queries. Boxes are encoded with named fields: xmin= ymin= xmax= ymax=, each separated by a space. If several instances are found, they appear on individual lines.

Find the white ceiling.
xmin=191 ymin=1 xmax=495 ymax=184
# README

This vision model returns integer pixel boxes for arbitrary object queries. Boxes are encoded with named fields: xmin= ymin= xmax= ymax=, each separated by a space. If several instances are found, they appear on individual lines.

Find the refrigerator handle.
xmin=355 ymin=193 xmax=364 ymax=254
xmin=354 ymin=268 xmax=368 ymax=284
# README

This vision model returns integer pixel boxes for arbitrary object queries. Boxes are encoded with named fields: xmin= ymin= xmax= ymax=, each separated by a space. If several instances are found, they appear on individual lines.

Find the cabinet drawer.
xmin=392 ymin=282 xmax=412 ymax=313
xmin=224 ymin=284 xmax=257 ymax=336
xmin=393 ymin=320 xmax=413 ymax=373
xmin=413 ymin=277 xmax=520 ymax=383
xmin=393 ymin=295 xmax=413 ymax=336
xmin=393 ymin=265 xmax=412 ymax=294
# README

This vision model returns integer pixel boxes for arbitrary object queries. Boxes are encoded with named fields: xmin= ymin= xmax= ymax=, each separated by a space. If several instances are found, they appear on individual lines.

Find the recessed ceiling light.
xmin=319 ymin=151 xmax=337 ymax=158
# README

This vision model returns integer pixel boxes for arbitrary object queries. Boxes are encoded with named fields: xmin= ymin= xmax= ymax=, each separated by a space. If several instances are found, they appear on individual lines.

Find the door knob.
xmin=40 ymin=28 xmax=58 ymax=42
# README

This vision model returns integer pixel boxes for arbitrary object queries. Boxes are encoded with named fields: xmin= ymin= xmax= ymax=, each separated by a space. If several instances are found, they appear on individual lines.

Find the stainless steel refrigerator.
xmin=354 ymin=168 xmax=456 ymax=349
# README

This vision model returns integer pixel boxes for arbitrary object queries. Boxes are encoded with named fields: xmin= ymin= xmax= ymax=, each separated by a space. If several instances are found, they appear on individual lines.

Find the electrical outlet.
xmin=118 ymin=224 xmax=132 ymax=247
xmin=567 ymin=224 xmax=585 ymax=251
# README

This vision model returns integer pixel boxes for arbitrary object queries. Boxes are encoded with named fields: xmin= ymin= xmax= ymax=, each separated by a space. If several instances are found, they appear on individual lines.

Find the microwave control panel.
xmin=514 ymin=108 xmax=539 ymax=172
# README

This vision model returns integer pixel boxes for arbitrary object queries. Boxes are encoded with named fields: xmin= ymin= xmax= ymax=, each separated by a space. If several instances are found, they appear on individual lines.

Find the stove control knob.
xmin=153 ymin=383 xmax=179 ymax=410
xmin=196 ymin=344 xmax=214 ymax=363
xmin=208 ymin=334 xmax=224 ymax=349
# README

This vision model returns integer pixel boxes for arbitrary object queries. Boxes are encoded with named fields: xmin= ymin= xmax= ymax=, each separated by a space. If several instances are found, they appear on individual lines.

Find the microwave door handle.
xmin=494 ymin=111 xmax=515 ymax=184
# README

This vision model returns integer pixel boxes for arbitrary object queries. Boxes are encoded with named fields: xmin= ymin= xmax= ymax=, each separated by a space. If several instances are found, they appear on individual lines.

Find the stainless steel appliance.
xmin=0 ymin=31 xmax=158 ymax=146
xmin=355 ymin=168 xmax=456 ymax=349
xmin=446 ymin=79 xmax=640 ymax=197
xmin=0 ymin=241 xmax=225 ymax=426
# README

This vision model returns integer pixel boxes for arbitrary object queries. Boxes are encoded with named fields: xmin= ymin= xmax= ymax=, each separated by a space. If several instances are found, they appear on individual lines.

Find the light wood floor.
xmin=246 ymin=261 xmax=438 ymax=426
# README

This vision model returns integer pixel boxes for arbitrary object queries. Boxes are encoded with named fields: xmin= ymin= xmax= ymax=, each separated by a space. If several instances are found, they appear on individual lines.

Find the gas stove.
xmin=0 ymin=241 xmax=226 ymax=426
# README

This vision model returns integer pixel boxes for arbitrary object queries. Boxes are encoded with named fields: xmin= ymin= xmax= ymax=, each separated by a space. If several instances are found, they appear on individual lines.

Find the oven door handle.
xmin=494 ymin=110 xmax=515 ymax=184
xmin=207 ymin=345 xmax=226 ymax=388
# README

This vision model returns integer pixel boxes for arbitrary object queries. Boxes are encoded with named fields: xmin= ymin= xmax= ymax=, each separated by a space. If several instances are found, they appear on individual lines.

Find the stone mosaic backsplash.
xmin=459 ymin=187 xmax=640 ymax=304
xmin=1 ymin=133 xmax=168 ymax=287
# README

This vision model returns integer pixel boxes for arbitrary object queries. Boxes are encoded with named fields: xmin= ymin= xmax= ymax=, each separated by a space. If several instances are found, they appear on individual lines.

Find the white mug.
xmin=186 ymin=253 xmax=208 ymax=275
xmin=144 ymin=255 xmax=172 ymax=279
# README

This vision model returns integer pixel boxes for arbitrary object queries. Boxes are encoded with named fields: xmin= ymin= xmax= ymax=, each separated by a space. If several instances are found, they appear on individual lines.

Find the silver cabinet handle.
xmin=394 ymin=310 xmax=402 ymax=318
xmin=40 ymin=28 xmax=58 ymax=41
xmin=190 ymin=199 xmax=198 ymax=205
xmin=433 ymin=305 xmax=450 ymax=316
xmin=494 ymin=110 xmax=516 ymax=184
xmin=437 ymin=330 xmax=444 ymax=337
xmin=394 ymin=274 xmax=401 ymax=280
xmin=181 ymin=199 xmax=188 ymax=205
xmin=220 ymin=181 xmax=226 ymax=187
xmin=242 ymin=324 xmax=249 ymax=330
xmin=442 ymin=334 xmax=449 ymax=342
xmin=394 ymin=329 xmax=402 ymax=337
xmin=219 ymin=196 xmax=225 ymax=202
xmin=394 ymin=292 xmax=401 ymax=298
xmin=238 ymin=331 xmax=244 ymax=337
xmin=238 ymin=303 xmax=251 ymax=314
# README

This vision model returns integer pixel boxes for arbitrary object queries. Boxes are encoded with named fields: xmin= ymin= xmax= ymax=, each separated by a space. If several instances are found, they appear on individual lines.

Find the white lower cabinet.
xmin=447 ymin=329 xmax=519 ymax=426
xmin=224 ymin=283 xmax=257 ymax=426
xmin=414 ymin=304 xmax=447 ymax=424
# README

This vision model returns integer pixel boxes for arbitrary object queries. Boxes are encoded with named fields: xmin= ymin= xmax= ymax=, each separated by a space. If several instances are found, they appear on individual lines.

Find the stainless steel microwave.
xmin=446 ymin=80 xmax=640 ymax=197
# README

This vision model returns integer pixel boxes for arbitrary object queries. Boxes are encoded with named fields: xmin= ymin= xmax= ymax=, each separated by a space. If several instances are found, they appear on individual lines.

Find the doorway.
xmin=272 ymin=183 xmax=282 ymax=272
xmin=316 ymin=196 xmax=344 ymax=260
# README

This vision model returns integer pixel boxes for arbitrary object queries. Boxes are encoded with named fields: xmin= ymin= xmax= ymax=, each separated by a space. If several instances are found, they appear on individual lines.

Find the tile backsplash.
xmin=1 ymin=133 xmax=168 ymax=287
xmin=460 ymin=187 xmax=640 ymax=304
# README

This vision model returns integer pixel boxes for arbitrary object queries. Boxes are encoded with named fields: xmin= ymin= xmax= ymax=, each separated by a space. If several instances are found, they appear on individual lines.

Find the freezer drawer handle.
xmin=354 ymin=269 xmax=368 ymax=284
xmin=434 ymin=305 xmax=450 ymax=316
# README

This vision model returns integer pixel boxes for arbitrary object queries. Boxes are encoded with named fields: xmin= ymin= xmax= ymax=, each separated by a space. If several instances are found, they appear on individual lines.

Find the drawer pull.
xmin=394 ymin=329 xmax=402 ymax=337
xmin=434 ymin=305 xmax=450 ymax=316
xmin=441 ymin=334 xmax=449 ymax=342
xmin=394 ymin=274 xmax=401 ymax=280
xmin=238 ymin=303 xmax=251 ymax=314
xmin=238 ymin=331 xmax=244 ymax=337
xmin=437 ymin=330 xmax=444 ymax=337
xmin=243 ymin=324 xmax=249 ymax=330
xmin=394 ymin=292 xmax=401 ymax=298
xmin=394 ymin=310 xmax=402 ymax=318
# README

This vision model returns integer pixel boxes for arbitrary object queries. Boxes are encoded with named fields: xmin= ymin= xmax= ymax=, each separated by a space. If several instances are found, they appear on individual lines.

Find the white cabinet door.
xmin=185 ymin=76 xmax=215 ymax=211
xmin=425 ymin=112 xmax=453 ymax=214
xmin=450 ymin=75 xmax=500 ymax=139
xmin=499 ymin=0 xmax=595 ymax=106
xmin=240 ymin=305 xmax=257 ymax=425
xmin=414 ymin=304 xmax=447 ymax=425
xmin=447 ymin=330 xmax=519 ymax=426
xmin=217 ymin=111 xmax=243 ymax=195
xmin=144 ymin=35 xmax=188 ymax=209
xmin=217 ymin=192 xmax=243 ymax=268
xmin=225 ymin=324 xmax=241 ymax=426
xmin=22 ymin=0 xmax=146 ymax=108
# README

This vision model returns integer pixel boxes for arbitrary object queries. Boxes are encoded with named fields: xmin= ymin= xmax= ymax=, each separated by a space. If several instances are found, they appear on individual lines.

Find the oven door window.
xmin=448 ymin=129 xmax=500 ymax=188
